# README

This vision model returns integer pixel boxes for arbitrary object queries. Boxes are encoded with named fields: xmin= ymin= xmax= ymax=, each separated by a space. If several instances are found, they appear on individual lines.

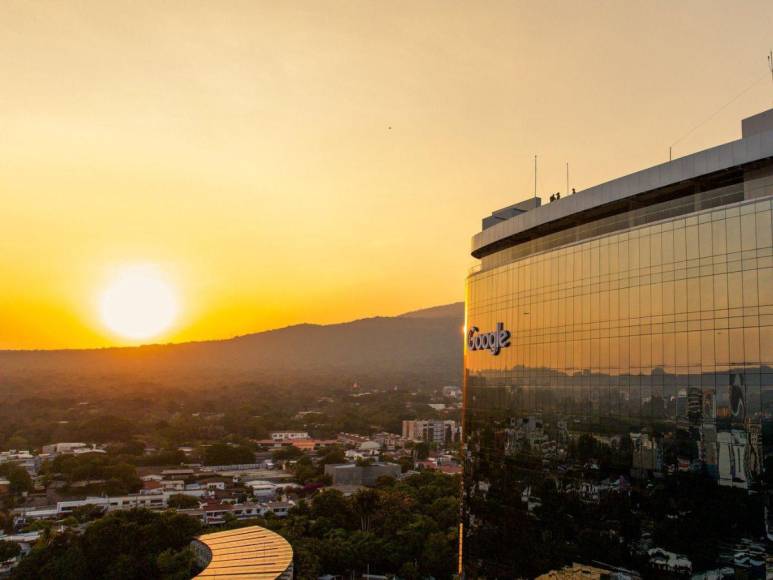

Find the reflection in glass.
xmin=464 ymin=194 xmax=772 ymax=578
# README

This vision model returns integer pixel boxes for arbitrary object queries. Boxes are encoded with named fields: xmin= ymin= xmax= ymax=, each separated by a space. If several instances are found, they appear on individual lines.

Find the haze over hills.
xmin=0 ymin=302 xmax=464 ymax=392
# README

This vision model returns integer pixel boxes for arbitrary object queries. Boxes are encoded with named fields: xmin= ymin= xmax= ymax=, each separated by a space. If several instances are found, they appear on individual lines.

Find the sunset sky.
xmin=2 ymin=1 xmax=772 ymax=349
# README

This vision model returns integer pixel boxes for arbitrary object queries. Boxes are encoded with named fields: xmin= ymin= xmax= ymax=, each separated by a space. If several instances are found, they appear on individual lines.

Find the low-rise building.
xmin=0 ymin=450 xmax=41 ymax=476
xmin=358 ymin=441 xmax=381 ymax=455
xmin=160 ymin=480 xmax=185 ymax=492
xmin=14 ymin=489 xmax=209 ymax=523
xmin=161 ymin=468 xmax=196 ymax=478
xmin=41 ymin=442 xmax=88 ymax=455
xmin=270 ymin=431 xmax=310 ymax=442
xmin=245 ymin=480 xmax=279 ymax=500
xmin=648 ymin=548 xmax=692 ymax=575
xmin=371 ymin=432 xmax=404 ymax=451
xmin=324 ymin=462 xmax=401 ymax=486
xmin=337 ymin=432 xmax=370 ymax=446
xmin=188 ymin=500 xmax=293 ymax=526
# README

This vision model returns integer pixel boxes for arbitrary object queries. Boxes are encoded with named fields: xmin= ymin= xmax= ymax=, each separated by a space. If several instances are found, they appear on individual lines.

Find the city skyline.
xmin=2 ymin=1 xmax=773 ymax=349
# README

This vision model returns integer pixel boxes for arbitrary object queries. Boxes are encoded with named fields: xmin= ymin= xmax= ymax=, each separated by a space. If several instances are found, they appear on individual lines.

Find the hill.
xmin=0 ymin=302 xmax=464 ymax=392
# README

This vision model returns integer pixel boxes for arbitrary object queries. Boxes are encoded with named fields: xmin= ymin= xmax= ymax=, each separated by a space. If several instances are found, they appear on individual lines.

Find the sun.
xmin=99 ymin=265 xmax=179 ymax=341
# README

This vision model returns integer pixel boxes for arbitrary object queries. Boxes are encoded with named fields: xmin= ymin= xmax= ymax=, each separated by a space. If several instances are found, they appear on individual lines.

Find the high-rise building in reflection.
xmin=462 ymin=109 xmax=773 ymax=578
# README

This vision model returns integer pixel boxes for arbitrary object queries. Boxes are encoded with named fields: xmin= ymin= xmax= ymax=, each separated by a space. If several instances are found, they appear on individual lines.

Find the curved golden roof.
xmin=193 ymin=525 xmax=293 ymax=579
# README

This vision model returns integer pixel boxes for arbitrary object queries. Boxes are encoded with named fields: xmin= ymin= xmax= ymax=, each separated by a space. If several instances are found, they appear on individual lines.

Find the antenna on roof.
xmin=768 ymin=50 xmax=773 ymax=81
xmin=533 ymin=155 xmax=537 ymax=198
xmin=566 ymin=162 xmax=569 ymax=196
xmin=669 ymin=59 xmax=770 ymax=159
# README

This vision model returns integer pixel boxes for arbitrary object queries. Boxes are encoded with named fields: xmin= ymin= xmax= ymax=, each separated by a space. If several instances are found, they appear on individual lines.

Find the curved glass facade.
xmin=463 ymin=185 xmax=773 ymax=577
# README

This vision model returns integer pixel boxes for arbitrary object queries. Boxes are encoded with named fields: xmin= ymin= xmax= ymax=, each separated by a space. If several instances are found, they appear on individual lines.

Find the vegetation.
xmin=0 ymin=381 xmax=449 ymax=453
xmin=0 ymin=540 xmax=21 ymax=562
xmin=0 ymin=464 xmax=33 ymax=496
xmin=41 ymin=454 xmax=141 ymax=496
xmin=221 ymin=471 xmax=459 ymax=579
xmin=202 ymin=442 xmax=255 ymax=466
xmin=166 ymin=494 xmax=200 ymax=510
xmin=10 ymin=509 xmax=202 ymax=580
xmin=0 ymin=380 xmax=462 ymax=578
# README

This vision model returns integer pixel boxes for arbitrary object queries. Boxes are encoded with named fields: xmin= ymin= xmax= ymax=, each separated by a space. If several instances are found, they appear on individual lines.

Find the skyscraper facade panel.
xmin=462 ymin=110 xmax=773 ymax=578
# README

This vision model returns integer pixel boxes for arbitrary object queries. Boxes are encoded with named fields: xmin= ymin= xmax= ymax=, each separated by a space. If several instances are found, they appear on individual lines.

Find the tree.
xmin=293 ymin=456 xmax=320 ymax=485
xmin=0 ymin=464 xmax=32 ymax=495
xmin=309 ymin=490 xmax=355 ymax=531
xmin=70 ymin=504 xmax=106 ymax=524
xmin=0 ymin=540 xmax=21 ymax=562
xmin=397 ymin=456 xmax=414 ymax=473
xmin=317 ymin=446 xmax=346 ymax=466
xmin=4 ymin=435 xmax=28 ymax=450
xmin=352 ymin=488 xmax=380 ymax=532
xmin=77 ymin=415 xmax=135 ymax=443
xmin=399 ymin=560 xmax=420 ymax=580
xmin=204 ymin=443 xmax=255 ymax=466
xmin=271 ymin=446 xmax=304 ymax=462
xmin=0 ymin=511 xmax=13 ymax=534
xmin=103 ymin=463 xmax=142 ymax=495
xmin=12 ymin=509 xmax=203 ymax=580
xmin=291 ymin=537 xmax=322 ymax=579
xmin=108 ymin=440 xmax=145 ymax=456
xmin=11 ymin=531 xmax=88 ymax=580
xmin=156 ymin=548 xmax=196 ymax=580
xmin=421 ymin=531 xmax=455 ymax=578
xmin=414 ymin=441 xmax=430 ymax=460
xmin=166 ymin=494 xmax=200 ymax=509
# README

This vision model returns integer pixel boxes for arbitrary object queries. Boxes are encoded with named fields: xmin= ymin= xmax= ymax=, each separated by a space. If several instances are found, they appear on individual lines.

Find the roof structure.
xmin=472 ymin=110 xmax=773 ymax=258
xmin=193 ymin=525 xmax=293 ymax=579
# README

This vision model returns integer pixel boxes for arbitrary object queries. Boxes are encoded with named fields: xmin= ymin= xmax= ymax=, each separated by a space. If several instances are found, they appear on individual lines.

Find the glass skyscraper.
xmin=462 ymin=109 xmax=773 ymax=578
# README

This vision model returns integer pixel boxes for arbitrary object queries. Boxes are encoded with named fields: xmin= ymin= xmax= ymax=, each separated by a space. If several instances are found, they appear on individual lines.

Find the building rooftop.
xmin=472 ymin=107 xmax=773 ymax=258
xmin=193 ymin=525 xmax=293 ymax=579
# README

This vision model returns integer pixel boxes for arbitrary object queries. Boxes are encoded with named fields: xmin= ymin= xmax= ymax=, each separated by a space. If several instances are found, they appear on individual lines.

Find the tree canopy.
xmin=10 ymin=509 xmax=202 ymax=580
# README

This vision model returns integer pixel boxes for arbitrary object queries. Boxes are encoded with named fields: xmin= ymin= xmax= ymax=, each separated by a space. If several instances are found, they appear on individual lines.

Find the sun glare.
xmin=99 ymin=265 xmax=179 ymax=341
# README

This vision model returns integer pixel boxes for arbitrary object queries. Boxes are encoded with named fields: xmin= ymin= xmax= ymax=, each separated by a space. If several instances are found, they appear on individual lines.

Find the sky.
xmin=1 ymin=1 xmax=772 ymax=349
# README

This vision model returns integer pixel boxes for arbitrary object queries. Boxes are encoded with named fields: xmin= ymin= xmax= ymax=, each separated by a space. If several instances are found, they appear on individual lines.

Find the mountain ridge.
xmin=0 ymin=302 xmax=464 ymax=389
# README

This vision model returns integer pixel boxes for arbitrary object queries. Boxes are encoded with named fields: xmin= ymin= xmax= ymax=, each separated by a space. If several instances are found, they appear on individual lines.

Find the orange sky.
xmin=1 ymin=1 xmax=772 ymax=349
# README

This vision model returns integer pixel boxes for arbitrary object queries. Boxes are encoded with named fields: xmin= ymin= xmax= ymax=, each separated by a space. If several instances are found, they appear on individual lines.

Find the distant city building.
xmin=270 ymin=431 xmax=310 ymax=442
xmin=402 ymin=419 xmax=458 ymax=445
xmin=324 ymin=462 xmax=401 ymax=486
xmin=358 ymin=440 xmax=381 ymax=454
xmin=0 ymin=450 xmax=40 ymax=476
xmin=40 ymin=442 xmax=104 ymax=456
xmin=371 ymin=432 xmax=404 ymax=451
xmin=647 ymin=548 xmax=692 ymax=576
xmin=14 ymin=489 xmax=208 ymax=523
xmin=337 ymin=432 xmax=371 ymax=446
xmin=41 ymin=442 xmax=87 ymax=454
xmin=630 ymin=432 xmax=663 ymax=477
xmin=717 ymin=430 xmax=749 ymax=489
xmin=442 ymin=385 xmax=462 ymax=399
xmin=245 ymin=480 xmax=279 ymax=500
xmin=462 ymin=108 xmax=773 ymax=577
xmin=161 ymin=468 xmax=195 ymax=478
xmin=189 ymin=501 xmax=292 ymax=526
